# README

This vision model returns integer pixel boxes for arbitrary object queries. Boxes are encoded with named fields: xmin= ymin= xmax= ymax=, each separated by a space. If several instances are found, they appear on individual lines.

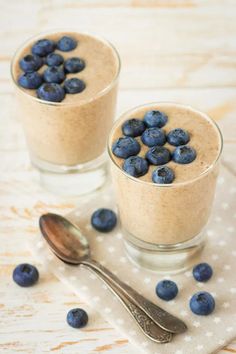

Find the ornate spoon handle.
xmin=82 ymin=259 xmax=187 ymax=334
xmin=83 ymin=264 xmax=172 ymax=343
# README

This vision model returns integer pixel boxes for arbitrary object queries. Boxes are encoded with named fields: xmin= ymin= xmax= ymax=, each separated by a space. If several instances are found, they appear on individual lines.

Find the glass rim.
xmin=10 ymin=28 xmax=121 ymax=107
xmin=107 ymin=101 xmax=223 ymax=188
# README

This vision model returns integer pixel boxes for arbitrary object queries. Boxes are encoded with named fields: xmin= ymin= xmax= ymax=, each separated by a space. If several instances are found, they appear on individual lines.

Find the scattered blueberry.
xmin=122 ymin=119 xmax=146 ymax=137
xmin=156 ymin=280 xmax=178 ymax=301
xmin=192 ymin=263 xmax=213 ymax=282
xmin=57 ymin=36 xmax=77 ymax=52
xmin=13 ymin=263 xmax=39 ymax=287
xmin=18 ymin=72 xmax=43 ymax=89
xmin=32 ymin=39 xmax=55 ymax=57
xmin=46 ymin=53 xmax=64 ymax=66
xmin=43 ymin=66 xmax=65 ymax=84
xmin=112 ymin=137 xmax=140 ymax=159
xmin=172 ymin=145 xmax=196 ymax=164
xmin=64 ymin=78 xmax=86 ymax=94
xmin=143 ymin=110 xmax=168 ymax=128
xmin=19 ymin=54 xmax=43 ymax=73
xmin=67 ymin=308 xmax=88 ymax=328
xmin=64 ymin=57 xmax=85 ymax=73
xmin=37 ymin=83 xmax=65 ymax=102
xmin=123 ymin=156 xmax=149 ymax=177
xmin=141 ymin=127 xmax=166 ymax=147
xmin=91 ymin=208 xmax=117 ymax=232
xmin=146 ymin=146 xmax=171 ymax=165
xmin=152 ymin=166 xmax=175 ymax=184
xmin=167 ymin=128 xmax=190 ymax=146
xmin=190 ymin=291 xmax=215 ymax=316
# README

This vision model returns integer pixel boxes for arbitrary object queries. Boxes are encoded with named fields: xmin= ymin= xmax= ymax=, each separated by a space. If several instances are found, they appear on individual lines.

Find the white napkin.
xmin=29 ymin=166 xmax=236 ymax=354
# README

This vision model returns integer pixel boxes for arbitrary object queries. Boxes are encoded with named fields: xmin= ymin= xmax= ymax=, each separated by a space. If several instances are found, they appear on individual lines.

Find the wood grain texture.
xmin=0 ymin=0 xmax=236 ymax=353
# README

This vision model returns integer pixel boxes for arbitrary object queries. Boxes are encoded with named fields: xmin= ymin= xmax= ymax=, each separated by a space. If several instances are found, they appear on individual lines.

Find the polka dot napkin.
xmin=29 ymin=165 xmax=236 ymax=354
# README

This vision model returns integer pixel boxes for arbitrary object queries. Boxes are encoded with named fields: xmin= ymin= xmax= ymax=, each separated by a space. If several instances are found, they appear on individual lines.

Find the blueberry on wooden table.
xmin=143 ymin=110 xmax=168 ymax=128
xmin=67 ymin=308 xmax=88 ymax=328
xmin=13 ymin=263 xmax=39 ymax=287
xmin=91 ymin=208 xmax=117 ymax=233
xmin=190 ymin=291 xmax=215 ymax=315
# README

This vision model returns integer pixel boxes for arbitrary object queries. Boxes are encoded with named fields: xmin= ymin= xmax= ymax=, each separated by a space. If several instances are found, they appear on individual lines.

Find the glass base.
xmin=123 ymin=230 xmax=206 ymax=274
xmin=31 ymin=152 xmax=108 ymax=197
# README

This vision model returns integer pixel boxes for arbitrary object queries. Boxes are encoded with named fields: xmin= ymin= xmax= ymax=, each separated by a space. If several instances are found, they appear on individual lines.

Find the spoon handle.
xmin=82 ymin=259 xmax=187 ymax=334
xmin=83 ymin=264 xmax=172 ymax=343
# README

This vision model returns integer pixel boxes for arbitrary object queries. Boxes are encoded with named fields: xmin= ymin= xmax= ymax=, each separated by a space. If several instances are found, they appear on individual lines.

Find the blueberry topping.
xmin=146 ymin=146 xmax=171 ymax=165
xmin=46 ymin=53 xmax=64 ymax=66
xmin=144 ymin=110 xmax=168 ymax=128
xmin=43 ymin=66 xmax=65 ymax=84
xmin=18 ymin=72 xmax=43 ymax=89
xmin=112 ymin=137 xmax=140 ymax=159
xmin=91 ymin=208 xmax=117 ymax=232
xmin=167 ymin=128 xmax=190 ymax=146
xmin=13 ymin=263 xmax=39 ymax=287
xmin=141 ymin=128 xmax=166 ymax=147
xmin=152 ymin=166 xmax=175 ymax=184
xmin=122 ymin=119 xmax=146 ymax=137
xmin=67 ymin=308 xmax=88 ymax=328
xmin=57 ymin=36 xmax=77 ymax=52
xmin=123 ymin=156 xmax=149 ymax=177
xmin=64 ymin=57 xmax=85 ymax=73
xmin=172 ymin=145 xmax=196 ymax=164
xmin=156 ymin=280 xmax=178 ymax=301
xmin=64 ymin=78 xmax=86 ymax=94
xmin=192 ymin=263 xmax=213 ymax=282
xmin=32 ymin=39 xmax=55 ymax=57
xmin=19 ymin=54 xmax=43 ymax=72
xmin=190 ymin=291 xmax=215 ymax=316
xmin=37 ymin=83 xmax=65 ymax=102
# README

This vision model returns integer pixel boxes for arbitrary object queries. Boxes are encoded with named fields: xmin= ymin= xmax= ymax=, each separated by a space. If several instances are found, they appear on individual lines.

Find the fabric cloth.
xmin=29 ymin=166 xmax=236 ymax=354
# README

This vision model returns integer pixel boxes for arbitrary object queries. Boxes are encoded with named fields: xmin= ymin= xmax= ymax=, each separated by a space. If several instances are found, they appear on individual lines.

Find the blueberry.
xmin=123 ymin=156 xmax=149 ymax=177
xmin=64 ymin=78 xmax=86 ymax=94
xmin=172 ymin=145 xmax=196 ymax=164
xmin=144 ymin=110 xmax=168 ymax=128
xmin=112 ymin=137 xmax=140 ymax=159
xmin=43 ymin=66 xmax=65 ymax=84
xmin=167 ymin=128 xmax=190 ymax=146
xmin=141 ymin=128 xmax=166 ymax=147
xmin=18 ymin=72 xmax=43 ymax=89
xmin=156 ymin=280 xmax=178 ymax=301
xmin=152 ymin=166 xmax=175 ymax=184
xmin=19 ymin=54 xmax=43 ymax=73
xmin=67 ymin=308 xmax=88 ymax=328
xmin=190 ymin=291 xmax=215 ymax=315
xmin=32 ymin=39 xmax=55 ymax=57
xmin=146 ymin=146 xmax=171 ymax=165
xmin=91 ymin=208 xmax=117 ymax=232
xmin=13 ymin=263 xmax=39 ymax=287
xmin=64 ymin=57 xmax=85 ymax=73
xmin=46 ymin=53 xmax=64 ymax=66
xmin=57 ymin=36 xmax=77 ymax=52
xmin=192 ymin=263 xmax=213 ymax=282
xmin=37 ymin=83 xmax=65 ymax=102
xmin=122 ymin=119 xmax=146 ymax=137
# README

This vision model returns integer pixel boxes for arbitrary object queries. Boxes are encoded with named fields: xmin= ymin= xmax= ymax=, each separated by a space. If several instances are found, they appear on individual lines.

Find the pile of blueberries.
xmin=17 ymin=36 xmax=86 ymax=102
xmin=112 ymin=110 xmax=197 ymax=183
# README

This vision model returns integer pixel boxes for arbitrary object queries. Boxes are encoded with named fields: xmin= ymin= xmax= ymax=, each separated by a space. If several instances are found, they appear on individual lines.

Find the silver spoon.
xmin=39 ymin=213 xmax=187 ymax=334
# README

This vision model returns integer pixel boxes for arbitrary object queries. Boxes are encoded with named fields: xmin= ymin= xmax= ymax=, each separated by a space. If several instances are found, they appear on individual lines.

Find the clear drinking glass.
xmin=11 ymin=30 xmax=121 ymax=196
xmin=108 ymin=102 xmax=223 ymax=273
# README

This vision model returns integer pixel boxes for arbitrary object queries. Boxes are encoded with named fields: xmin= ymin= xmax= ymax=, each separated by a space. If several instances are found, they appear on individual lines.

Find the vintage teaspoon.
xmin=39 ymin=213 xmax=187 ymax=334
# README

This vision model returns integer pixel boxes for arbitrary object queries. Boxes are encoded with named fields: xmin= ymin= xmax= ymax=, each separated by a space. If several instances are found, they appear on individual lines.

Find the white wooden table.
xmin=0 ymin=1 xmax=236 ymax=353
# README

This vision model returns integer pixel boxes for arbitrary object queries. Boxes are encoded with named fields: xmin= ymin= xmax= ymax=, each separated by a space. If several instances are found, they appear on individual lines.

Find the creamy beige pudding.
xmin=11 ymin=31 xmax=120 ymax=167
xmin=108 ymin=103 xmax=222 ymax=245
